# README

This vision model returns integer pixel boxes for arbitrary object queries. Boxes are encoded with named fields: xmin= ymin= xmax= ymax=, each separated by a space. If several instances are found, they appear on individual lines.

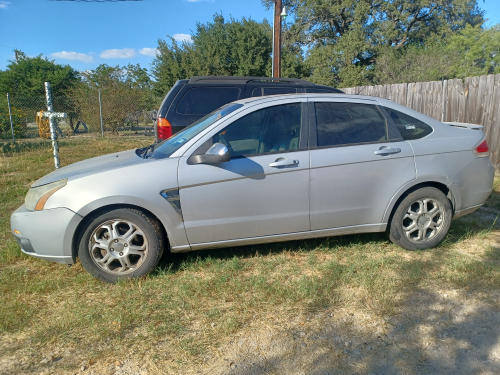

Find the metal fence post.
xmin=44 ymin=82 xmax=61 ymax=169
xmin=6 ymin=93 xmax=15 ymax=143
xmin=98 ymin=89 xmax=104 ymax=138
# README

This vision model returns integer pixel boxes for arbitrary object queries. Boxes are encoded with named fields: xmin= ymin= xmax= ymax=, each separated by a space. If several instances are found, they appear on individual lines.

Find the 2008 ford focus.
xmin=11 ymin=94 xmax=495 ymax=283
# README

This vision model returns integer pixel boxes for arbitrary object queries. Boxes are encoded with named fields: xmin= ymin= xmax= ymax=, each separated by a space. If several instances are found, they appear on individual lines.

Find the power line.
xmin=50 ymin=0 xmax=144 ymax=2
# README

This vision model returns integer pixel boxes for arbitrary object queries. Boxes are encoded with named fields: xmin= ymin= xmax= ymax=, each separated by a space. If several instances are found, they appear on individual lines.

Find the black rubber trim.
xmin=16 ymin=237 xmax=35 ymax=253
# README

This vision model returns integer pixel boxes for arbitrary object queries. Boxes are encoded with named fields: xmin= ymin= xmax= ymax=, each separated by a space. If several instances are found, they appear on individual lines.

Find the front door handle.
xmin=269 ymin=158 xmax=299 ymax=167
xmin=374 ymin=147 xmax=401 ymax=155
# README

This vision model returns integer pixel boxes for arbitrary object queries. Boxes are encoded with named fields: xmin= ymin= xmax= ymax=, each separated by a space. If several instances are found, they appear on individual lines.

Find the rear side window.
xmin=252 ymin=87 xmax=297 ymax=97
xmin=315 ymin=102 xmax=388 ymax=147
xmin=176 ymin=87 xmax=240 ymax=115
xmin=383 ymin=107 xmax=433 ymax=140
xmin=305 ymin=88 xmax=338 ymax=93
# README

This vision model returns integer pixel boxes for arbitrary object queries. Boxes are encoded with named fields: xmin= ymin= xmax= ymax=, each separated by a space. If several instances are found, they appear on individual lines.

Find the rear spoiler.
xmin=443 ymin=122 xmax=483 ymax=130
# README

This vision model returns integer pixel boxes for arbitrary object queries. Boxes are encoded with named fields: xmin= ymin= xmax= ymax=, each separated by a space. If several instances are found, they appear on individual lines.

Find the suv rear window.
xmin=176 ymin=87 xmax=240 ymax=115
xmin=383 ymin=107 xmax=433 ymax=140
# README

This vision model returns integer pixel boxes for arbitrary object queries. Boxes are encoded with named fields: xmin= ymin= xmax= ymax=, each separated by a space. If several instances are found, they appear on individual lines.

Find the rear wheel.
xmin=388 ymin=187 xmax=452 ymax=250
xmin=78 ymin=208 xmax=164 ymax=283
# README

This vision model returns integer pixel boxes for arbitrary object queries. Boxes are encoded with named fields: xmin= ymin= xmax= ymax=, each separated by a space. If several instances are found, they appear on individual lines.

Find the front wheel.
xmin=78 ymin=208 xmax=165 ymax=283
xmin=388 ymin=187 xmax=453 ymax=250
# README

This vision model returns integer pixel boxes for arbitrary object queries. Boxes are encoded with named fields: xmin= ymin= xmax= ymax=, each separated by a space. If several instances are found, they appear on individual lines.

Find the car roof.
xmin=188 ymin=76 xmax=320 ymax=85
xmin=233 ymin=93 xmax=381 ymax=105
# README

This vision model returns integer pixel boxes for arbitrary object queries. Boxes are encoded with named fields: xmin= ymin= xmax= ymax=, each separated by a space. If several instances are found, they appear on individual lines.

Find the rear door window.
xmin=383 ymin=107 xmax=433 ymax=140
xmin=176 ymin=87 xmax=240 ymax=115
xmin=314 ymin=102 xmax=388 ymax=147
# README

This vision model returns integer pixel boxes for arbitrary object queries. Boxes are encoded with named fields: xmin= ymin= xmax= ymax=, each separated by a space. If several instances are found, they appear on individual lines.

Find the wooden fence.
xmin=342 ymin=74 xmax=500 ymax=171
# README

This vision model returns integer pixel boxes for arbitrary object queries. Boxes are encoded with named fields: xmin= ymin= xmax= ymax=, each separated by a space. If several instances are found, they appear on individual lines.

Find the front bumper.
xmin=10 ymin=205 xmax=83 ymax=264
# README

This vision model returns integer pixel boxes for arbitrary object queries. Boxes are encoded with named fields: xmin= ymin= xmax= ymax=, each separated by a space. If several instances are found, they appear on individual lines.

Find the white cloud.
xmin=173 ymin=34 xmax=193 ymax=43
xmin=138 ymin=48 xmax=158 ymax=57
xmin=100 ymin=48 xmax=136 ymax=59
xmin=51 ymin=51 xmax=94 ymax=63
xmin=0 ymin=1 xmax=11 ymax=9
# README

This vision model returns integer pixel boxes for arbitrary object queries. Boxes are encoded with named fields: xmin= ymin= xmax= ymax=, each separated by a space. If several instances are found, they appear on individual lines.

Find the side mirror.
xmin=188 ymin=142 xmax=231 ymax=164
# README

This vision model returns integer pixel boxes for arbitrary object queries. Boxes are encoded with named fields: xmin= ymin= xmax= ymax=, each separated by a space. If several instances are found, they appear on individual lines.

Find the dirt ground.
xmin=2 ymin=237 xmax=499 ymax=375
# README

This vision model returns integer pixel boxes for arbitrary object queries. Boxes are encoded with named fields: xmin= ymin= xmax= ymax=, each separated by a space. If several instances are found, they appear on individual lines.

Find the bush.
xmin=0 ymin=106 xmax=27 ymax=139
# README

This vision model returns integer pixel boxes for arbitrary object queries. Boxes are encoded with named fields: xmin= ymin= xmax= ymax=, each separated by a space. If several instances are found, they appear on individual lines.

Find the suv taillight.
xmin=157 ymin=118 xmax=172 ymax=139
xmin=473 ymin=138 xmax=489 ymax=157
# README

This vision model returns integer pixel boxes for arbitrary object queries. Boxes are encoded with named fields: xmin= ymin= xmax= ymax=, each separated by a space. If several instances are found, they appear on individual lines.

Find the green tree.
xmin=372 ymin=24 xmax=500 ymax=84
xmin=70 ymin=64 xmax=154 ymax=134
xmin=262 ymin=0 xmax=485 ymax=87
xmin=152 ymin=14 xmax=304 ymax=96
xmin=0 ymin=50 xmax=79 ymax=97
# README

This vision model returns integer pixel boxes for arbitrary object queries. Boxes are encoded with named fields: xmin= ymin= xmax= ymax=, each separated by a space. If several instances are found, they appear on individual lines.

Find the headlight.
xmin=25 ymin=179 xmax=67 ymax=211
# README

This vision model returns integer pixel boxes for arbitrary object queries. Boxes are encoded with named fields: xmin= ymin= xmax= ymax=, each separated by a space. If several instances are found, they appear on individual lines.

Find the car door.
xmin=309 ymin=98 xmax=416 ymax=230
xmin=178 ymin=99 xmax=310 ymax=245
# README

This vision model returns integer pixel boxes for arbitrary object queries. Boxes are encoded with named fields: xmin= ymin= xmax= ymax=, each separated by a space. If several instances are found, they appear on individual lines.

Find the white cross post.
xmin=44 ymin=82 xmax=67 ymax=169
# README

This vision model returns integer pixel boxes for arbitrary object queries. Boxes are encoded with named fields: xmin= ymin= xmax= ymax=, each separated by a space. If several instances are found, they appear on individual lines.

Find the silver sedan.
xmin=11 ymin=94 xmax=495 ymax=282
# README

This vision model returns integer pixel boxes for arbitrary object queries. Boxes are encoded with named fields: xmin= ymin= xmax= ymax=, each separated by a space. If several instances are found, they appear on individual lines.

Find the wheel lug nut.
xmin=119 ymin=252 xmax=123 ymax=256
xmin=111 ymin=248 xmax=114 ymax=251
xmin=115 ymin=239 xmax=119 ymax=243
xmin=124 ymin=244 xmax=128 ymax=247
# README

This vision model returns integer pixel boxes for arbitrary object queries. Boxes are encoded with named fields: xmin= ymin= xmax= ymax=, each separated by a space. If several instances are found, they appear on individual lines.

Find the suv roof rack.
xmin=188 ymin=76 xmax=315 ymax=84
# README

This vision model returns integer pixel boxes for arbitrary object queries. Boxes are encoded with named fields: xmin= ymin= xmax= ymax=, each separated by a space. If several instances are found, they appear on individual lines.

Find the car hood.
xmin=32 ymin=149 xmax=151 ymax=187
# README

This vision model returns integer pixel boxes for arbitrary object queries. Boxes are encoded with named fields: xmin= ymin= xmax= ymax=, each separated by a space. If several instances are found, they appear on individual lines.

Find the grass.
xmin=1 ymin=138 xmax=500 ymax=373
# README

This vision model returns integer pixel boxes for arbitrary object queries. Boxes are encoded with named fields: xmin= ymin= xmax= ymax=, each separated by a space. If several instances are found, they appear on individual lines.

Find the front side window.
xmin=383 ymin=107 xmax=433 ymax=140
xmin=149 ymin=103 xmax=243 ymax=159
xmin=176 ymin=87 xmax=240 ymax=115
xmin=315 ymin=102 xmax=388 ymax=147
xmin=212 ymin=103 xmax=302 ymax=158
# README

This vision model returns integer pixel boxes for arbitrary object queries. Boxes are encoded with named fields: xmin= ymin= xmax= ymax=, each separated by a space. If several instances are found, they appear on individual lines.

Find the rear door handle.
xmin=374 ymin=147 xmax=401 ymax=155
xmin=269 ymin=158 xmax=299 ymax=167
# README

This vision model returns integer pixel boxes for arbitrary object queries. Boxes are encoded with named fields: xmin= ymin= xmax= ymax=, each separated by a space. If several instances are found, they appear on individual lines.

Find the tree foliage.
xmin=0 ymin=51 xmax=80 ymax=97
xmin=70 ymin=64 xmax=156 ymax=133
xmin=373 ymin=25 xmax=500 ymax=84
xmin=262 ymin=0 xmax=485 ymax=86
xmin=152 ymin=14 xmax=305 ymax=96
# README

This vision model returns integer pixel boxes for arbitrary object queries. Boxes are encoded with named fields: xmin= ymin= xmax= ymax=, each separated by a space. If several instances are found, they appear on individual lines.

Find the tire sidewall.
xmin=78 ymin=209 xmax=163 ymax=283
xmin=389 ymin=187 xmax=453 ymax=251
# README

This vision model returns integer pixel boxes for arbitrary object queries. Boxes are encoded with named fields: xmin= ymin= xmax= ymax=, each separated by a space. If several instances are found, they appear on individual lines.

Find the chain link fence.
xmin=1 ymin=92 xmax=157 ymax=141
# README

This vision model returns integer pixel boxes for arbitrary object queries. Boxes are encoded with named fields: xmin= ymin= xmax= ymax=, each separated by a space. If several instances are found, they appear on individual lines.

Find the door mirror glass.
xmin=188 ymin=142 xmax=230 ymax=164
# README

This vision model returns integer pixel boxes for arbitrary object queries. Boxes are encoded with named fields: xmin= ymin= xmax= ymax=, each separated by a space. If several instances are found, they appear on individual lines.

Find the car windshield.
xmin=147 ymin=103 xmax=244 ymax=159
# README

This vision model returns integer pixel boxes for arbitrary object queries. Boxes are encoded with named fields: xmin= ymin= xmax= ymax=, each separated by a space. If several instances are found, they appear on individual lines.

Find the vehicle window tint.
xmin=263 ymin=87 xmax=297 ymax=96
xmin=383 ymin=107 xmax=433 ymax=140
xmin=176 ymin=87 xmax=240 ymax=115
xmin=305 ymin=88 xmax=337 ymax=93
xmin=315 ymin=102 xmax=388 ymax=147
xmin=212 ymin=103 xmax=301 ymax=158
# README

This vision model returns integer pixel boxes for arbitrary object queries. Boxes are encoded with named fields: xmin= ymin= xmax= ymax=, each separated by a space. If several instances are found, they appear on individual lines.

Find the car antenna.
xmin=357 ymin=85 xmax=367 ymax=95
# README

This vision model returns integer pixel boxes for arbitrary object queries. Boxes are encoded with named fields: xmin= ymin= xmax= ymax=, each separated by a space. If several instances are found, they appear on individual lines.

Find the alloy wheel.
xmin=88 ymin=219 xmax=149 ymax=274
xmin=402 ymin=198 xmax=445 ymax=243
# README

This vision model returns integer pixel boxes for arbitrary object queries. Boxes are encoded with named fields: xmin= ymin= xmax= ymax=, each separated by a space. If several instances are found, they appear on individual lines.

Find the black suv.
xmin=155 ymin=76 xmax=343 ymax=139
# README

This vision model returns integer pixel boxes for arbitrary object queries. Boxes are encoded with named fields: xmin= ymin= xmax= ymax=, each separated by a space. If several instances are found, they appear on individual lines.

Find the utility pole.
xmin=272 ymin=0 xmax=282 ymax=78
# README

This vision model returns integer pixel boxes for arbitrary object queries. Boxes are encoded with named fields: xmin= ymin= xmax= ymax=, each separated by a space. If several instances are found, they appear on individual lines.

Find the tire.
xmin=78 ymin=208 xmax=165 ymax=283
xmin=388 ymin=187 xmax=452 ymax=251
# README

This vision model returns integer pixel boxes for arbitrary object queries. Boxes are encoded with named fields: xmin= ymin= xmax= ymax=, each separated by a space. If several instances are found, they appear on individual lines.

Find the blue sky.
xmin=0 ymin=0 xmax=499 ymax=73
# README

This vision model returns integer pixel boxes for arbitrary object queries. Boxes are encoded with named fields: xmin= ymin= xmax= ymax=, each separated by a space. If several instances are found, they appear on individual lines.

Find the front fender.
xmin=76 ymin=195 xmax=189 ymax=249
